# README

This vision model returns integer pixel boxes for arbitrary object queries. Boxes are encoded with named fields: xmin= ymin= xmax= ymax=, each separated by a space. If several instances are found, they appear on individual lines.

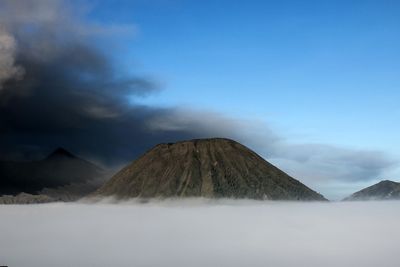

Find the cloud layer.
xmin=1 ymin=201 xmax=400 ymax=267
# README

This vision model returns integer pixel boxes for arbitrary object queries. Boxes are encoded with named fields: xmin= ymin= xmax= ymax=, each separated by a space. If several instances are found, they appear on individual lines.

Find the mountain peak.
xmin=344 ymin=180 xmax=400 ymax=201
xmin=378 ymin=180 xmax=397 ymax=185
xmin=94 ymin=138 xmax=326 ymax=201
xmin=46 ymin=147 xmax=76 ymax=160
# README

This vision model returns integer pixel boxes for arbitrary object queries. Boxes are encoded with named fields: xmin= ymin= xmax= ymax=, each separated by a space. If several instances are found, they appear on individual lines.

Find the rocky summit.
xmin=94 ymin=138 xmax=326 ymax=201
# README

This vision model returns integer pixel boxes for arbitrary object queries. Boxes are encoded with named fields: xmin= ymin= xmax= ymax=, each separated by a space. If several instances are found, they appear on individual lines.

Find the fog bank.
xmin=1 ymin=200 xmax=399 ymax=267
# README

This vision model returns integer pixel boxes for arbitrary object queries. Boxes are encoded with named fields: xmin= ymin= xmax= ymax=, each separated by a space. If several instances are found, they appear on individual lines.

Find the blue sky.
xmin=81 ymin=0 xmax=400 ymax=199
xmin=88 ymin=0 xmax=400 ymax=149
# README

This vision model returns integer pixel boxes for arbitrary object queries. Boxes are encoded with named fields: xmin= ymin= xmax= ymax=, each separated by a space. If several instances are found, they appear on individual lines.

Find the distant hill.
xmin=0 ymin=148 xmax=107 ymax=199
xmin=94 ymin=138 xmax=326 ymax=201
xmin=343 ymin=180 xmax=400 ymax=201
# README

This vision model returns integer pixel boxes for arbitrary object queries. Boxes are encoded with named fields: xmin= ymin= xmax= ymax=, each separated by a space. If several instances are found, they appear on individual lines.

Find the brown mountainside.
xmin=95 ymin=138 xmax=326 ymax=201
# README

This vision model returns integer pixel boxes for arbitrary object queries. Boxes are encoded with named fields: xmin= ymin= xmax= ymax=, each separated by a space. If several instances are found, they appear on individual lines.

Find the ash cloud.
xmin=0 ymin=0 xmax=283 ymax=166
xmin=0 ymin=0 xmax=196 ymax=164
xmin=0 ymin=27 xmax=24 ymax=89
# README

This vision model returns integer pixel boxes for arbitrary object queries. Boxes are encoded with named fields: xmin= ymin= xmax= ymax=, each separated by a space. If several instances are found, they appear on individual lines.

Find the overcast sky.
xmin=0 ymin=0 xmax=399 ymax=200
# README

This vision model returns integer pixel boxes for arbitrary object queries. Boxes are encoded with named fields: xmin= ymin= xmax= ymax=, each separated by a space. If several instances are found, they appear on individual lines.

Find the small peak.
xmin=378 ymin=180 xmax=395 ymax=184
xmin=46 ymin=147 xmax=76 ymax=160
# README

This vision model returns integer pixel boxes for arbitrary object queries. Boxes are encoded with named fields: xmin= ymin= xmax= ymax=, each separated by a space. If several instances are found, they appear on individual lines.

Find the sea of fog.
xmin=1 ymin=199 xmax=399 ymax=267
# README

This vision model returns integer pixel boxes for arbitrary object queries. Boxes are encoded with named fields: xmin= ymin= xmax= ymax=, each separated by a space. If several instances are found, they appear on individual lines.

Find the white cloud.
xmin=1 ymin=201 xmax=399 ymax=267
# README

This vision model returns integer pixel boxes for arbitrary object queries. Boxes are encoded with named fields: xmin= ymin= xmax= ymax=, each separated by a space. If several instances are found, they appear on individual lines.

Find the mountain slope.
xmin=0 ymin=148 xmax=106 ymax=197
xmin=344 ymin=180 xmax=400 ymax=201
xmin=94 ymin=138 xmax=326 ymax=201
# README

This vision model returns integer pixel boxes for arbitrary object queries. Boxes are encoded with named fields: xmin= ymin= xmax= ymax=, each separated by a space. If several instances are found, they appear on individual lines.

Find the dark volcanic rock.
xmin=0 ymin=148 xmax=107 ymax=199
xmin=344 ymin=180 xmax=400 ymax=201
xmin=94 ymin=138 xmax=326 ymax=201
